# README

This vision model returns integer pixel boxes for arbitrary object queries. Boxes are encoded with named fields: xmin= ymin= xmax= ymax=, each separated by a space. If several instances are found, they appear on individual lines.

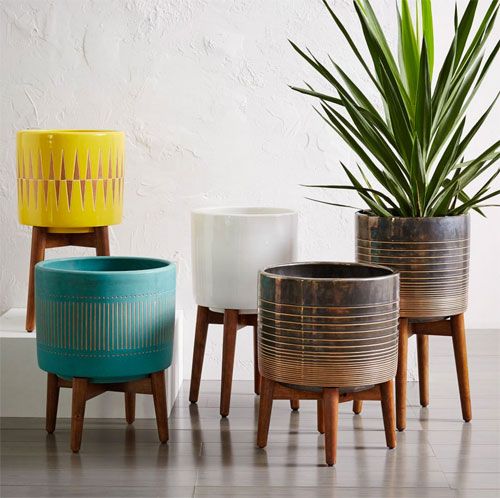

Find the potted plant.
xmin=291 ymin=0 xmax=499 ymax=429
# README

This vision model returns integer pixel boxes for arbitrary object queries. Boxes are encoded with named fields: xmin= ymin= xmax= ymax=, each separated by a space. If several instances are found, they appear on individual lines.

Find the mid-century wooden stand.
xmin=46 ymin=370 xmax=169 ymax=453
xmin=257 ymin=378 xmax=396 ymax=466
xmin=189 ymin=306 xmax=299 ymax=417
xmin=395 ymin=314 xmax=471 ymax=431
xmin=26 ymin=226 xmax=110 ymax=332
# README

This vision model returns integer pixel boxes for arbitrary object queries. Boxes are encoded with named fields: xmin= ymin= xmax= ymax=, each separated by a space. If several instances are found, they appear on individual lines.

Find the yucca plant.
xmin=291 ymin=0 xmax=499 ymax=217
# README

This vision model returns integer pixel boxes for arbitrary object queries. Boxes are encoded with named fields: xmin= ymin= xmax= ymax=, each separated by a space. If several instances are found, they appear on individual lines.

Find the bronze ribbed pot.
xmin=258 ymin=262 xmax=399 ymax=388
xmin=355 ymin=212 xmax=470 ymax=319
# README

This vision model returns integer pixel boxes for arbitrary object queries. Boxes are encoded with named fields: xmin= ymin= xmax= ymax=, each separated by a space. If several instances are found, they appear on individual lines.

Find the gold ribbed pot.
xmin=355 ymin=212 xmax=470 ymax=319
xmin=258 ymin=262 xmax=399 ymax=388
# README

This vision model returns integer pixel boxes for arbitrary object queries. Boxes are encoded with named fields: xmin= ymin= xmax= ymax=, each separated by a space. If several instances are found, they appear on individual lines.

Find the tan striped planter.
xmin=356 ymin=212 xmax=470 ymax=319
xmin=258 ymin=262 xmax=399 ymax=387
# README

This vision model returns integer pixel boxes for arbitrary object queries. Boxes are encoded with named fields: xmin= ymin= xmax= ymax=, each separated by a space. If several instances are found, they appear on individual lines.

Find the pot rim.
xmin=260 ymin=261 xmax=398 ymax=282
xmin=36 ymin=256 xmax=174 ymax=275
xmin=17 ymin=129 xmax=123 ymax=136
xmin=356 ymin=210 xmax=470 ymax=221
xmin=192 ymin=206 xmax=296 ymax=217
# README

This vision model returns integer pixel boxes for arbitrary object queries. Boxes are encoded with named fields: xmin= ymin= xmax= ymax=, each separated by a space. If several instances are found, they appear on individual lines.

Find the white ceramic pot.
xmin=192 ymin=207 xmax=298 ymax=313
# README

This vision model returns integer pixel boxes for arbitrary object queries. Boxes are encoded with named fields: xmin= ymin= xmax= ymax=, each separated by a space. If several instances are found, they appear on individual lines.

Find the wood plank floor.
xmin=1 ymin=330 xmax=499 ymax=497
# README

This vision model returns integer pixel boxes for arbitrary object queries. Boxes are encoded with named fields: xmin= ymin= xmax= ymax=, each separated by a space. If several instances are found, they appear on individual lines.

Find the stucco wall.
xmin=1 ymin=0 xmax=498 ymax=381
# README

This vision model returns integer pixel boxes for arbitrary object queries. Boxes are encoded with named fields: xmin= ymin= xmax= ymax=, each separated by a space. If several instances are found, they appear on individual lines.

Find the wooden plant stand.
xmin=26 ymin=226 xmax=110 ymax=332
xmin=257 ymin=377 xmax=396 ymax=466
xmin=46 ymin=370 xmax=169 ymax=453
xmin=394 ymin=314 xmax=471 ymax=431
xmin=189 ymin=306 xmax=299 ymax=417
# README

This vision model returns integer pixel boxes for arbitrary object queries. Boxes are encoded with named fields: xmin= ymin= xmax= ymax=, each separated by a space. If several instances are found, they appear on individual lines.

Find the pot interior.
xmin=38 ymin=257 xmax=170 ymax=273
xmin=263 ymin=262 xmax=394 ymax=279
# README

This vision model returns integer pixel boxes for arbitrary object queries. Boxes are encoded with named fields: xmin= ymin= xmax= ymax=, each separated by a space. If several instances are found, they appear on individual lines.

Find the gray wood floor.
xmin=1 ymin=330 xmax=499 ymax=497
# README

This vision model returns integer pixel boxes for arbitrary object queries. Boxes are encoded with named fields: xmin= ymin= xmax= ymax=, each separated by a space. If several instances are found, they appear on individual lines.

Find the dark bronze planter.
xmin=356 ymin=212 xmax=470 ymax=319
xmin=258 ymin=262 xmax=399 ymax=387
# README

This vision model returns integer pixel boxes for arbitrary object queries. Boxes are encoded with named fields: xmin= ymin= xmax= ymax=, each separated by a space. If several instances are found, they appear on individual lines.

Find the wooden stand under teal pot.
xmin=46 ymin=371 xmax=168 ymax=452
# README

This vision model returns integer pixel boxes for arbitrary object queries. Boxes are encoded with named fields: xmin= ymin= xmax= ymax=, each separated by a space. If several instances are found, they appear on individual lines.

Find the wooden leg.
xmin=26 ymin=227 xmax=47 ymax=332
xmin=353 ymin=400 xmax=363 ymax=414
xmin=317 ymin=399 xmax=325 ymax=434
xmin=151 ymin=371 xmax=169 ymax=443
xmin=290 ymin=399 xmax=300 ymax=411
xmin=257 ymin=377 xmax=275 ymax=448
xmin=94 ymin=226 xmax=110 ymax=256
xmin=125 ymin=392 xmax=136 ymax=424
xmin=220 ymin=309 xmax=239 ymax=417
xmin=417 ymin=334 xmax=429 ymax=407
xmin=451 ymin=314 xmax=472 ymax=422
xmin=46 ymin=373 xmax=60 ymax=434
xmin=396 ymin=318 xmax=409 ymax=431
xmin=380 ymin=379 xmax=396 ymax=449
xmin=253 ymin=324 xmax=261 ymax=395
xmin=323 ymin=388 xmax=339 ymax=466
xmin=189 ymin=306 xmax=210 ymax=403
xmin=71 ymin=378 xmax=88 ymax=453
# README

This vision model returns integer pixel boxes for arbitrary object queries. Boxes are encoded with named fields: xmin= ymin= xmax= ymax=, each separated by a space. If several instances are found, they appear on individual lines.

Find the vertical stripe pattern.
xmin=36 ymin=294 xmax=174 ymax=353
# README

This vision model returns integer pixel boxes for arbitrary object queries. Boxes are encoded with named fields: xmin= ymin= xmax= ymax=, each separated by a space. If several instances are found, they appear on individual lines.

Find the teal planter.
xmin=35 ymin=257 xmax=176 ymax=383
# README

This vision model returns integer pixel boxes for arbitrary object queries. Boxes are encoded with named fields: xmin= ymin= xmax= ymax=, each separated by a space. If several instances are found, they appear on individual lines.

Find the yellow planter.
xmin=17 ymin=130 xmax=125 ymax=232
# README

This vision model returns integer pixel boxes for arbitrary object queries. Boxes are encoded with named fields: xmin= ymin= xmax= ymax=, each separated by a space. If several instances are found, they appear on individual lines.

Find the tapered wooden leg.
xmin=26 ymin=227 xmax=47 ymax=332
xmin=396 ymin=318 xmax=409 ymax=431
xmin=257 ymin=377 xmax=275 ymax=448
xmin=94 ymin=226 xmax=110 ymax=256
xmin=317 ymin=399 xmax=325 ymax=434
xmin=71 ymin=378 xmax=88 ymax=453
xmin=151 ymin=371 xmax=169 ymax=442
xmin=125 ymin=392 xmax=136 ymax=424
xmin=353 ymin=400 xmax=363 ymax=414
xmin=417 ymin=334 xmax=429 ymax=407
xmin=189 ymin=306 xmax=210 ymax=403
xmin=323 ymin=388 xmax=339 ymax=466
xmin=451 ymin=314 xmax=472 ymax=422
xmin=253 ymin=324 xmax=261 ymax=395
xmin=380 ymin=379 xmax=396 ymax=449
xmin=46 ymin=373 xmax=60 ymax=434
xmin=290 ymin=399 xmax=300 ymax=411
xmin=151 ymin=371 xmax=169 ymax=443
xmin=220 ymin=309 xmax=239 ymax=417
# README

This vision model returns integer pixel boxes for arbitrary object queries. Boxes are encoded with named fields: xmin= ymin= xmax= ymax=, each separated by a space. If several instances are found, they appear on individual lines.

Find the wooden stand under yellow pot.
xmin=16 ymin=130 xmax=125 ymax=331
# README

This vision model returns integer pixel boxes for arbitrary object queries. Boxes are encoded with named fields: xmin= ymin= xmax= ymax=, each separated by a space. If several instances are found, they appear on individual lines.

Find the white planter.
xmin=192 ymin=207 xmax=298 ymax=313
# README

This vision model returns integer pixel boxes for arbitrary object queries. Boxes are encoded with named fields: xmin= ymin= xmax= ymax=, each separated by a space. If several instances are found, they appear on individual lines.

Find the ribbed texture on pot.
xmin=356 ymin=212 xmax=470 ymax=319
xmin=258 ymin=262 xmax=399 ymax=387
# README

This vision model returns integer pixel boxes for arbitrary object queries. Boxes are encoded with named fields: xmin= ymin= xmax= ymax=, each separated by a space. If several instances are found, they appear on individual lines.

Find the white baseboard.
xmin=0 ymin=308 xmax=183 ymax=418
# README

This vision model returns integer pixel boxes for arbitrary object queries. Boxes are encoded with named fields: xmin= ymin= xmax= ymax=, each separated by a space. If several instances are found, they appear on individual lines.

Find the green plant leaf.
xmin=291 ymin=0 xmax=499 ymax=217
xmin=400 ymin=0 xmax=420 ymax=103
xmin=302 ymin=183 xmax=399 ymax=209
xmin=454 ymin=0 xmax=478 ymax=68
xmin=450 ymin=188 xmax=500 ymax=215
xmin=354 ymin=1 xmax=412 ymax=115
xmin=425 ymin=118 xmax=466 ymax=211
xmin=420 ymin=0 xmax=434 ymax=77
xmin=415 ymin=39 xmax=432 ymax=152
xmin=320 ymin=0 xmax=383 ymax=93
xmin=289 ymin=85 xmax=342 ymax=106
xmin=304 ymin=197 xmax=362 ymax=210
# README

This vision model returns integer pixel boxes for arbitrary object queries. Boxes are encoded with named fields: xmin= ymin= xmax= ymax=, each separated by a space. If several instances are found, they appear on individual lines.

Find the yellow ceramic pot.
xmin=17 ymin=130 xmax=124 ymax=232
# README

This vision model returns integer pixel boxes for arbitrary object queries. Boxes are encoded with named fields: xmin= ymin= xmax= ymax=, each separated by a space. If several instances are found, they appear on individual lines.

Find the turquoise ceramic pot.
xmin=35 ymin=257 xmax=176 ymax=383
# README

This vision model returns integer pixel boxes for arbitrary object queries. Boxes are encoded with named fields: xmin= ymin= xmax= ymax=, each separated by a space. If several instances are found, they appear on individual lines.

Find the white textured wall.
xmin=1 ymin=0 xmax=498 ymax=383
